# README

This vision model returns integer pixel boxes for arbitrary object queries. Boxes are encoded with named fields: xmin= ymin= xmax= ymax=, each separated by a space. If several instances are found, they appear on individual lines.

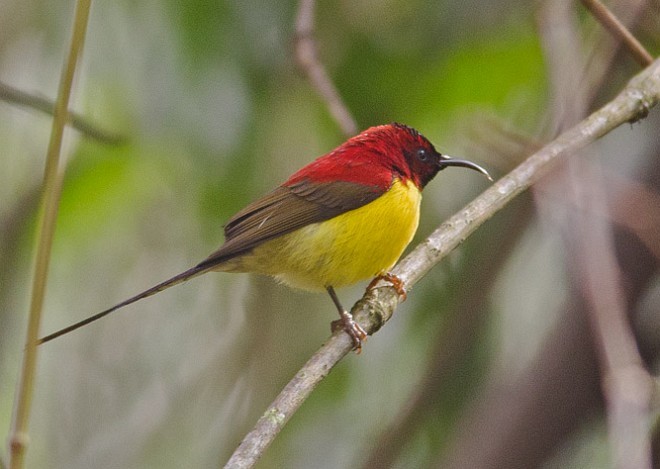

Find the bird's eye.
xmin=417 ymin=148 xmax=428 ymax=161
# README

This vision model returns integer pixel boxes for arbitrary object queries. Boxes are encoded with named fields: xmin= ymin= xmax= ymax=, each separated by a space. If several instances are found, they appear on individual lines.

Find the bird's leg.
xmin=326 ymin=286 xmax=367 ymax=353
xmin=366 ymin=272 xmax=407 ymax=301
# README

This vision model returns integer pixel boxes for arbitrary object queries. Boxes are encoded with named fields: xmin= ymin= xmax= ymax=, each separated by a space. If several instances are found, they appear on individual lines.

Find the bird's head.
xmin=357 ymin=123 xmax=492 ymax=188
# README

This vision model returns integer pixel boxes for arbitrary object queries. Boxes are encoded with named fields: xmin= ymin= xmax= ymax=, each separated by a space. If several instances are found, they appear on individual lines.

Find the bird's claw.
xmin=331 ymin=310 xmax=367 ymax=353
xmin=367 ymin=272 xmax=407 ymax=301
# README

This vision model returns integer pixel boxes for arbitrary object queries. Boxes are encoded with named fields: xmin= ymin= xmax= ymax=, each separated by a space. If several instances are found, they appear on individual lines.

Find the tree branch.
xmin=0 ymin=80 xmax=126 ymax=145
xmin=294 ymin=0 xmax=358 ymax=137
xmin=580 ymin=0 xmax=654 ymax=67
xmin=223 ymin=59 xmax=660 ymax=469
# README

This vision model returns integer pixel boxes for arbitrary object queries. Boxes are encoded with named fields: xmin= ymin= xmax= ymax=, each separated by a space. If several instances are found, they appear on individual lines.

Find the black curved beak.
xmin=438 ymin=155 xmax=493 ymax=181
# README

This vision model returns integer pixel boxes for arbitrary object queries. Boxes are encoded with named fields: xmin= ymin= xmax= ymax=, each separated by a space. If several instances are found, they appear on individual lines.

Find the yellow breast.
xmin=229 ymin=178 xmax=422 ymax=291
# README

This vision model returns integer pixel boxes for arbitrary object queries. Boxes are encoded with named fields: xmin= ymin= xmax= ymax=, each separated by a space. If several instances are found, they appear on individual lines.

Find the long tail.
xmin=38 ymin=264 xmax=212 ymax=345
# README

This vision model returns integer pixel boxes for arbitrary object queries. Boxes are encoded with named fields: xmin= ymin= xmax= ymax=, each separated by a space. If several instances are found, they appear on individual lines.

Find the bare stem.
xmin=224 ymin=59 xmax=660 ymax=469
xmin=8 ymin=1 xmax=92 ymax=468
xmin=0 ymin=80 xmax=125 ymax=145
xmin=580 ymin=0 xmax=654 ymax=67
xmin=294 ymin=0 xmax=358 ymax=137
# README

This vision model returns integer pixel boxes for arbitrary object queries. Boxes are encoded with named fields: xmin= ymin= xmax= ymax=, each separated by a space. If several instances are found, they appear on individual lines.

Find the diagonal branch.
xmin=294 ymin=0 xmax=358 ymax=137
xmin=223 ymin=59 xmax=660 ymax=469
xmin=580 ymin=0 xmax=654 ymax=67
xmin=0 ymin=80 xmax=126 ymax=145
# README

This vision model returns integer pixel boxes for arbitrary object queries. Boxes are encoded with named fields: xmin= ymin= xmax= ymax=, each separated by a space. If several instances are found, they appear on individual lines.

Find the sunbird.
xmin=39 ymin=123 xmax=491 ymax=351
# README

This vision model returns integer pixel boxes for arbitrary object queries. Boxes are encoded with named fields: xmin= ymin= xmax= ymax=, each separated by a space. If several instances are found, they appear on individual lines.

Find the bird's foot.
xmin=367 ymin=272 xmax=407 ymax=301
xmin=331 ymin=310 xmax=367 ymax=353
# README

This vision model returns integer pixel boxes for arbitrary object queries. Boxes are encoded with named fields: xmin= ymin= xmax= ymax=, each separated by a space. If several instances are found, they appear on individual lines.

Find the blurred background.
xmin=1 ymin=1 xmax=659 ymax=468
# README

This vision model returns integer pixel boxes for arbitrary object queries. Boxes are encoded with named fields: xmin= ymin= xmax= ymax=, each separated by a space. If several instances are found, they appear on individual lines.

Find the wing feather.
xmin=197 ymin=179 xmax=388 ymax=268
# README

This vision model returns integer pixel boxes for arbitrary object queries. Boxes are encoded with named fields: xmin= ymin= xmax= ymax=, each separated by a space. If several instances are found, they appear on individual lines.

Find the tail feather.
xmin=38 ymin=264 xmax=211 ymax=345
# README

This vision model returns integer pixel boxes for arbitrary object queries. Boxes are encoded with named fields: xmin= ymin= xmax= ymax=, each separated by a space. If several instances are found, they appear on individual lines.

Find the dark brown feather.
xmin=197 ymin=179 xmax=388 ymax=268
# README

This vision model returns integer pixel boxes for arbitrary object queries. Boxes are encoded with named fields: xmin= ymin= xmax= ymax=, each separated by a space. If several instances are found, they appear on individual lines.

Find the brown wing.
xmin=196 ymin=179 xmax=388 ymax=268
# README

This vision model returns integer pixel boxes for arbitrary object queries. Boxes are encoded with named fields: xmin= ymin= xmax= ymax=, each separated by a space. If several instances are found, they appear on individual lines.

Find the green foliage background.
xmin=1 ymin=1 xmax=658 ymax=468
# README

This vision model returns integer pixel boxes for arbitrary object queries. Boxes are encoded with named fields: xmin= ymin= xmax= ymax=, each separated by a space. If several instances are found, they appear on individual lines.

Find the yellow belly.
xmin=221 ymin=179 xmax=421 ymax=291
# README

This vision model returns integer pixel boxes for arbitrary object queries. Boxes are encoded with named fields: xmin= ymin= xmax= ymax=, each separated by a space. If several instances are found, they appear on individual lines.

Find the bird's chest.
xmin=265 ymin=178 xmax=422 ymax=290
xmin=329 ymin=178 xmax=421 ymax=266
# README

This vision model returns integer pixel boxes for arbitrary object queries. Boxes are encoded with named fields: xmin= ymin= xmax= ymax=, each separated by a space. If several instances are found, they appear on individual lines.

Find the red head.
xmin=285 ymin=123 xmax=490 ymax=190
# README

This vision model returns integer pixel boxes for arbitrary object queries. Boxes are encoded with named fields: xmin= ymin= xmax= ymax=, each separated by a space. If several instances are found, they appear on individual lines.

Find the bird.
xmin=38 ymin=123 xmax=491 ymax=351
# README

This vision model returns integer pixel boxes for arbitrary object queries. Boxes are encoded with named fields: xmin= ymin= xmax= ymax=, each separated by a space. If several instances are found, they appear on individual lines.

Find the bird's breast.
xmin=235 ymin=178 xmax=422 ymax=290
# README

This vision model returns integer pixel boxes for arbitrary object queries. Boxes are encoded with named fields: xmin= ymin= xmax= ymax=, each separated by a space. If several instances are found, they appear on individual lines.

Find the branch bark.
xmin=224 ymin=59 xmax=660 ymax=469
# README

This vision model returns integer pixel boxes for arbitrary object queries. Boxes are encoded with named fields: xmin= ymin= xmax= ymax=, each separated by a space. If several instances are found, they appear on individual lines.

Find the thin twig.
xmin=294 ymin=0 xmax=358 ymax=137
xmin=224 ymin=59 xmax=660 ymax=469
xmin=581 ymin=0 xmax=654 ymax=67
xmin=8 ymin=1 xmax=92 ymax=468
xmin=579 ymin=0 xmax=648 ymax=115
xmin=0 ymin=81 xmax=126 ymax=145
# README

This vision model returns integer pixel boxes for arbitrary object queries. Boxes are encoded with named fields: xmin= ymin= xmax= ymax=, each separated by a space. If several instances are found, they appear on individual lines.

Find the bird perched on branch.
xmin=39 ymin=123 xmax=491 ymax=351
